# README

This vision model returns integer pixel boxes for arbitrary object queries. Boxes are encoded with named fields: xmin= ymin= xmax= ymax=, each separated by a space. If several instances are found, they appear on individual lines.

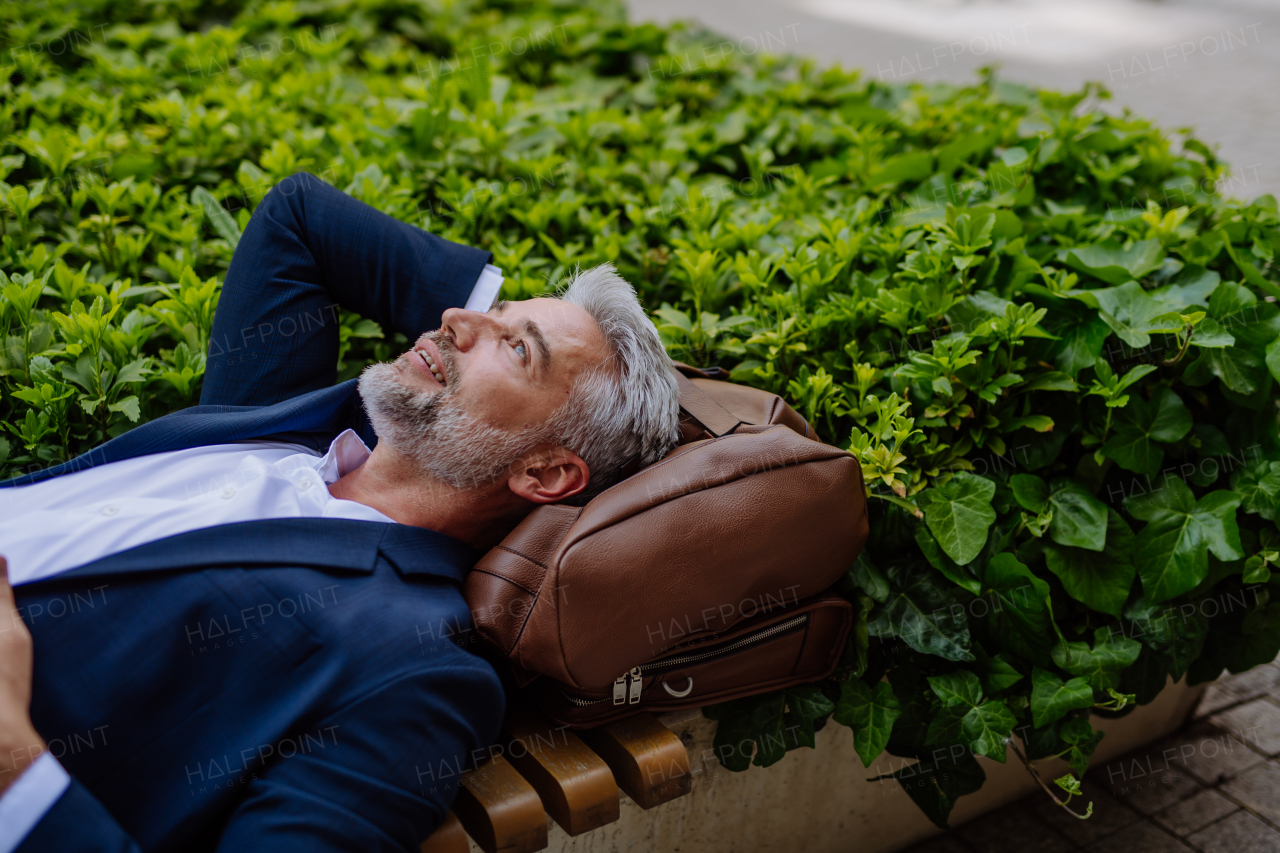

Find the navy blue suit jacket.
xmin=6 ymin=173 xmax=505 ymax=853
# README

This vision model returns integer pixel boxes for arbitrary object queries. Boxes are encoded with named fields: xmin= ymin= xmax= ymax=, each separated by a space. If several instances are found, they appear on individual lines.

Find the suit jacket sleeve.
xmin=201 ymin=171 xmax=493 ymax=408
xmin=18 ymin=661 xmax=504 ymax=853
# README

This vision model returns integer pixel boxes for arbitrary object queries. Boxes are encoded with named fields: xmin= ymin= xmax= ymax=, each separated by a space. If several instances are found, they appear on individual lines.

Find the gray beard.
xmin=357 ymin=345 xmax=546 ymax=491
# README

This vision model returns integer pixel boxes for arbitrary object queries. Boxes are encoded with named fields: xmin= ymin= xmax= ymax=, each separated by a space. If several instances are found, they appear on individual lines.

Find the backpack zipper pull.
xmin=628 ymin=667 xmax=643 ymax=704
xmin=613 ymin=673 xmax=627 ymax=705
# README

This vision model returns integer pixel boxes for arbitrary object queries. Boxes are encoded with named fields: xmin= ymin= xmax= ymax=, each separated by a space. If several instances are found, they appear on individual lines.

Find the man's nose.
xmin=441 ymin=307 xmax=499 ymax=352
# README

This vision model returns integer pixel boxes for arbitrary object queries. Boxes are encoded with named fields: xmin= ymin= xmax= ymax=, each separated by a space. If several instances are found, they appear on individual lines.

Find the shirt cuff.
xmin=0 ymin=753 xmax=71 ymax=853
xmin=464 ymin=264 xmax=505 ymax=312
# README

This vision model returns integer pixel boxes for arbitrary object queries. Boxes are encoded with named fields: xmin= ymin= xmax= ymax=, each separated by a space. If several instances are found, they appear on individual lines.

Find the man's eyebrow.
xmin=523 ymin=318 xmax=551 ymax=375
xmin=489 ymin=300 xmax=551 ymax=375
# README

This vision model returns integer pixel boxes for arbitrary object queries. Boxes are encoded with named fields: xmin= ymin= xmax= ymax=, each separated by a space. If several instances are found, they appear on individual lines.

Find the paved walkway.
xmin=625 ymin=0 xmax=1280 ymax=201
xmin=903 ymin=658 xmax=1280 ymax=853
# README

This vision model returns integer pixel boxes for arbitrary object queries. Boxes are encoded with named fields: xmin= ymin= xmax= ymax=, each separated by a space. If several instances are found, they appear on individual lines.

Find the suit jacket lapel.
xmin=3 ymin=380 xmax=372 ymax=488
xmin=49 ymin=518 xmax=479 ymax=585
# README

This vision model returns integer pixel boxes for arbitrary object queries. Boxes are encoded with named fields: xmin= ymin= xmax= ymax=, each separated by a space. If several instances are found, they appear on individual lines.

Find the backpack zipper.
xmin=563 ymin=613 xmax=809 ymax=707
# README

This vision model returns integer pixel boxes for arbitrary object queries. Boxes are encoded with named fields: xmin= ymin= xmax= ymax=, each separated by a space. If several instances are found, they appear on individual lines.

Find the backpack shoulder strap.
xmin=673 ymin=370 xmax=741 ymax=438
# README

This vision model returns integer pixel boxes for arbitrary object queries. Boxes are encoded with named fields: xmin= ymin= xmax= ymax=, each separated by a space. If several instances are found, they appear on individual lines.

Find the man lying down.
xmin=0 ymin=171 xmax=680 ymax=853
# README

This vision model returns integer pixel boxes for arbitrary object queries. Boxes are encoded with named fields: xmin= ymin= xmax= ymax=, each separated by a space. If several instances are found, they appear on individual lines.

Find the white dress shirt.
xmin=0 ymin=265 xmax=503 ymax=853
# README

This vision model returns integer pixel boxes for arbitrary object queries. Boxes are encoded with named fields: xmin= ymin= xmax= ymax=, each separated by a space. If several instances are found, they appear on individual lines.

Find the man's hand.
xmin=0 ymin=556 xmax=45 ymax=796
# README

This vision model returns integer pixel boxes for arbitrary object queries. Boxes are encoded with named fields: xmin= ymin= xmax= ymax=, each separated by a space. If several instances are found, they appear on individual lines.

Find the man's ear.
xmin=507 ymin=447 xmax=590 ymax=504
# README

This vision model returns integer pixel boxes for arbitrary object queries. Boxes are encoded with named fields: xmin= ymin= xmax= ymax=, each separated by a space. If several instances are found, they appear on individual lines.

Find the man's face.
xmin=358 ymin=297 xmax=610 ymax=490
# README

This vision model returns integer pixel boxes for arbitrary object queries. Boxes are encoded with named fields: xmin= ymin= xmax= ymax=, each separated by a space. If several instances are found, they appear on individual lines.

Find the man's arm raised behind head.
xmin=200 ymin=172 xmax=493 ymax=409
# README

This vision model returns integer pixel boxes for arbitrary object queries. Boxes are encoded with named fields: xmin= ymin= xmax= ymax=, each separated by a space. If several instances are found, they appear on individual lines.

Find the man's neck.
xmin=327 ymin=445 xmax=528 ymax=551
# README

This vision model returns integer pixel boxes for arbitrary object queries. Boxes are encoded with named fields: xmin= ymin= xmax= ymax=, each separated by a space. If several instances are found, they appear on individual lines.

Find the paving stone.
xmin=1153 ymin=789 xmax=1239 ymax=837
xmin=958 ymin=800 xmax=1074 ymax=853
xmin=900 ymin=834 xmax=975 ymax=853
xmin=1220 ymin=762 xmax=1280 ymax=826
xmin=1086 ymin=820 xmax=1193 ymax=853
xmin=1029 ymin=779 xmax=1141 ymax=846
xmin=1186 ymin=810 xmax=1280 ymax=853
xmin=1173 ymin=723 xmax=1266 ymax=785
xmin=1193 ymin=681 xmax=1238 ymax=719
xmin=1215 ymin=664 xmax=1280 ymax=704
xmin=1101 ymin=759 xmax=1201 ymax=816
xmin=1208 ymin=698 xmax=1280 ymax=756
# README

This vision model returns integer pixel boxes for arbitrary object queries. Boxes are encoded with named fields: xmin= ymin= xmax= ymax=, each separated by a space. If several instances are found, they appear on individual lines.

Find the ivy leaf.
xmin=962 ymin=700 xmax=1016 ymax=762
xmin=1266 ymin=336 xmax=1280 ymax=384
xmin=1125 ymin=477 xmax=1244 ymax=602
xmin=1102 ymin=387 xmax=1193 ymax=476
xmin=706 ymin=693 xmax=787 ymax=770
xmin=920 ymin=472 xmax=997 ymax=565
xmin=1044 ymin=510 xmax=1137 ymax=617
xmin=1231 ymin=461 xmax=1280 ymax=520
xmin=1043 ymin=299 xmax=1111 ymax=376
xmin=782 ymin=685 xmax=836 ymax=750
xmin=1203 ymin=346 xmax=1265 ymax=395
xmin=848 ymin=553 xmax=891 ymax=602
xmin=925 ymin=704 xmax=968 ymax=747
xmin=833 ymin=678 xmax=901 ymax=766
xmin=868 ymin=566 xmax=975 ymax=662
xmin=914 ymin=524 xmax=981 ymax=595
xmin=1031 ymin=667 xmax=1095 ymax=727
xmin=1052 ymin=627 xmax=1143 ymax=692
xmin=928 ymin=671 xmax=983 ymax=707
xmin=1048 ymin=479 xmax=1109 ymax=551
xmin=1059 ymin=716 xmax=1105 ymax=779
xmin=977 ymin=650 xmax=1024 ymax=694
xmin=1124 ymin=595 xmax=1208 ymax=679
xmin=890 ymin=751 xmax=986 ymax=830
xmin=1090 ymin=281 xmax=1168 ymax=348
xmin=1065 ymin=239 xmax=1164 ymax=286
xmin=1010 ymin=473 xmax=1050 ymax=513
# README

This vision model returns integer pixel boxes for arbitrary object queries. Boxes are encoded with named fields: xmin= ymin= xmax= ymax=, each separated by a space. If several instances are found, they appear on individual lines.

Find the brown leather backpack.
xmin=463 ymin=362 xmax=869 ymax=727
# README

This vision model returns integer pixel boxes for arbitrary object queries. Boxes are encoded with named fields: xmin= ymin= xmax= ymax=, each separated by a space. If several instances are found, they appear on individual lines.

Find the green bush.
xmin=3 ymin=0 xmax=1279 ymax=828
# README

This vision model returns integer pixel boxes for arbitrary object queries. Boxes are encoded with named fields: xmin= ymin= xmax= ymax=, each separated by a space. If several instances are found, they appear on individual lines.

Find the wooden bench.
xmin=419 ymin=703 xmax=692 ymax=853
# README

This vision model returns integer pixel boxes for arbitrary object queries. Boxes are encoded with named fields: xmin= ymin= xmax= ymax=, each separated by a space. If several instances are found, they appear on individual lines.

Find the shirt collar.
xmin=314 ymin=429 xmax=373 ymax=485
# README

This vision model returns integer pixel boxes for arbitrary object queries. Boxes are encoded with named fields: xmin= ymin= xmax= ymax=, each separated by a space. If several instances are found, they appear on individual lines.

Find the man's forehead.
xmin=504 ymin=298 xmax=604 ymax=345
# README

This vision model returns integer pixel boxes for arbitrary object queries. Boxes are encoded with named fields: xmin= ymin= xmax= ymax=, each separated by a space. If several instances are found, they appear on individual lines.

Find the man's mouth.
xmin=413 ymin=343 xmax=449 ymax=387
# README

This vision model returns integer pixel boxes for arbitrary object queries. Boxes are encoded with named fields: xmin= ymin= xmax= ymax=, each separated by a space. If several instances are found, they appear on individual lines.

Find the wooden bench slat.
xmin=501 ymin=707 xmax=620 ymax=836
xmin=577 ymin=713 xmax=692 ymax=809
xmin=454 ymin=754 xmax=548 ymax=853
xmin=420 ymin=811 xmax=468 ymax=853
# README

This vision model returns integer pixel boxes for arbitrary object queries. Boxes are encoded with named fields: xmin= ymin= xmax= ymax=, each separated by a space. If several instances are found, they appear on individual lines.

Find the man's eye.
xmin=515 ymin=342 xmax=528 ymax=363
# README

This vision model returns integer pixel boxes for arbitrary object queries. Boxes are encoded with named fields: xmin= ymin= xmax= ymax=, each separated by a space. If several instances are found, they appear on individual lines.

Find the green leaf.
xmin=1266 ymin=337 xmax=1280 ymax=384
xmin=1043 ymin=299 xmax=1111 ymax=376
xmin=914 ymin=524 xmax=981 ymax=595
xmin=1102 ymin=387 xmax=1192 ymax=476
xmin=1125 ymin=477 xmax=1244 ymax=602
xmin=1044 ymin=510 xmax=1137 ymax=617
xmin=1052 ymin=627 xmax=1143 ymax=692
xmin=833 ymin=678 xmax=901 ymax=766
xmin=928 ymin=671 xmax=983 ymax=707
xmin=1048 ymin=479 xmax=1109 ymax=551
xmin=1031 ymin=667 xmax=1095 ymax=727
xmin=920 ymin=472 xmax=998 ymax=565
xmin=962 ymin=700 xmax=1016 ymax=762
xmin=1087 ymin=281 xmax=1169 ymax=348
xmin=848 ymin=553 xmax=890 ymax=602
xmin=192 ymin=187 xmax=242 ymax=249
xmin=1065 ymin=239 xmax=1164 ymax=286
xmin=889 ymin=751 xmax=986 ymax=830
xmin=107 ymin=395 xmax=141 ymax=422
xmin=976 ymin=648 xmax=1024 ymax=693
xmin=1203 ymin=346 xmax=1265 ymax=394
xmin=869 ymin=567 xmax=975 ymax=662
xmin=1010 ymin=473 xmax=1050 ymax=512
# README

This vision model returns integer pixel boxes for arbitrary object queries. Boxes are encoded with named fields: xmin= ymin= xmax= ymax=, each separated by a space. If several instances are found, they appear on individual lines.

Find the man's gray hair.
xmin=544 ymin=264 xmax=681 ymax=503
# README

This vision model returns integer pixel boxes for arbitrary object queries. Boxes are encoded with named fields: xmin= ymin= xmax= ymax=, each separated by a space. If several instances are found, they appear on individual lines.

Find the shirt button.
xmin=221 ymin=487 xmax=236 ymax=499
xmin=296 ymin=478 xmax=312 ymax=492
xmin=102 ymin=504 xmax=119 ymax=516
